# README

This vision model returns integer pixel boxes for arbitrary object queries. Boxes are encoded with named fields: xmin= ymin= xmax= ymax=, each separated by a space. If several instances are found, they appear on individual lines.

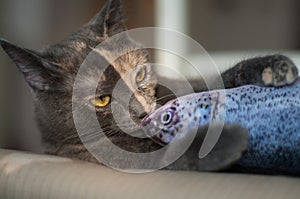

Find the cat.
xmin=0 ymin=0 xmax=298 ymax=171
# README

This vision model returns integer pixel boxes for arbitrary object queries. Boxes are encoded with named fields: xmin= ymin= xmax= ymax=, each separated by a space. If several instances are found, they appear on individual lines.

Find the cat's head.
xmin=0 ymin=0 xmax=158 ymax=158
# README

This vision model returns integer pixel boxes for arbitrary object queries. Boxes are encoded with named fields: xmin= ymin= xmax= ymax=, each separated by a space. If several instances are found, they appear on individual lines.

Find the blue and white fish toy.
xmin=142 ymin=79 xmax=300 ymax=174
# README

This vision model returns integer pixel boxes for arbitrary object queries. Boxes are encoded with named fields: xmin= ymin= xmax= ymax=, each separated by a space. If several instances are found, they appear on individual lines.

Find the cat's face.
xmin=0 ymin=0 xmax=158 ymax=159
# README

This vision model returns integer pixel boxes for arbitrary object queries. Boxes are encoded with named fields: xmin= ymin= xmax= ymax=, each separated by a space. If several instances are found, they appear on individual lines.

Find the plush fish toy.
xmin=142 ymin=78 xmax=300 ymax=175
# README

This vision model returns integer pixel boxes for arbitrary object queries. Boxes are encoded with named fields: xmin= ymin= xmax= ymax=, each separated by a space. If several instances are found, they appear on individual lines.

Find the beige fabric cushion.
xmin=0 ymin=149 xmax=299 ymax=199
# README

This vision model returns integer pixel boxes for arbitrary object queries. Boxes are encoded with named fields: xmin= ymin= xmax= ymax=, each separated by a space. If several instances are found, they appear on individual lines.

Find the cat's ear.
xmin=88 ymin=0 xmax=126 ymax=37
xmin=0 ymin=39 xmax=62 ymax=91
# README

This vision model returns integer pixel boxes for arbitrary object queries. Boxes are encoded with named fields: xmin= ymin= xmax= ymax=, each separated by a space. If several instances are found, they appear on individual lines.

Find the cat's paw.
xmin=229 ymin=54 xmax=298 ymax=87
xmin=262 ymin=56 xmax=298 ymax=86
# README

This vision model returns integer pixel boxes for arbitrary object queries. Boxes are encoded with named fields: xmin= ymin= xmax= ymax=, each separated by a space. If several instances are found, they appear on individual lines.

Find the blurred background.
xmin=1 ymin=0 xmax=300 ymax=153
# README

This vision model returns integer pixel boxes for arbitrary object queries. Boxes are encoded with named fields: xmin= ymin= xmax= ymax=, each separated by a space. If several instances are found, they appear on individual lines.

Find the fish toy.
xmin=142 ymin=79 xmax=300 ymax=174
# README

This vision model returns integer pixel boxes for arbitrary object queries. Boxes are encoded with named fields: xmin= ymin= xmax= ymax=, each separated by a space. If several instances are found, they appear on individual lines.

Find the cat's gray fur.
xmin=0 ymin=0 xmax=298 ymax=171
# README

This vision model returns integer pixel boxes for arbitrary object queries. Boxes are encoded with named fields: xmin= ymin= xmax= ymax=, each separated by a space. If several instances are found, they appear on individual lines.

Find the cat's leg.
xmin=221 ymin=54 xmax=298 ymax=88
xmin=157 ymin=54 xmax=298 ymax=101
xmin=166 ymin=123 xmax=248 ymax=171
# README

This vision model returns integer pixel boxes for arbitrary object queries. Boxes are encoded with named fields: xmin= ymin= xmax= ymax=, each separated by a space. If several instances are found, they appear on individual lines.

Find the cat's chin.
xmin=126 ymin=129 xmax=149 ymax=139
xmin=112 ymin=123 xmax=149 ymax=139
xmin=44 ymin=143 xmax=99 ymax=163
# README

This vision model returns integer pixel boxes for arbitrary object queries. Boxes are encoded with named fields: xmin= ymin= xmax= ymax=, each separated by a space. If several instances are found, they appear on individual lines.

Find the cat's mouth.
xmin=137 ymin=112 xmax=148 ymax=120
xmin=129 ymin=111 xmax=147 ymax=124
xmin=121 ymin=109 xmax=155 ymax=139
xmin=130 ymin=102 xmax=157 ymax=124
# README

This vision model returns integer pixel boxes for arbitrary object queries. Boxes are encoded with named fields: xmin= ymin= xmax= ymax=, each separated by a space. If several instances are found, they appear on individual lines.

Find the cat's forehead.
xmin=66 ymin=37 xmax=150 ymax=91
xmin=45 ymin=34 xmax=149 ymax=71
xmin=92 ymin=41 xmax=149 ymax=76
xmin=43 ymin=39 xmax=95 ymax=72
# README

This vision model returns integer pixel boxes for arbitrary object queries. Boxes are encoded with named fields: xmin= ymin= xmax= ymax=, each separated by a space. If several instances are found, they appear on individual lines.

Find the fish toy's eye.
xmin=160 ymin=109 xmax=174 ymax=125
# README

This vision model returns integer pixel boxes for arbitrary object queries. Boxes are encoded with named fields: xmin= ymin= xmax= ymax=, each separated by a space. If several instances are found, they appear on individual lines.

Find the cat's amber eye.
xmin=91 ymin=95 xmax=111 ymax=108
xmin=135 ymin=68 xmax=146 ymax=83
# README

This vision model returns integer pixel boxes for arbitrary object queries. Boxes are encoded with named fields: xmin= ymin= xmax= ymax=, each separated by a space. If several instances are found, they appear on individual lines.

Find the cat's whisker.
xmin=79 ymin=125 xmax=124 ymax=141
xmin=79 ymin=126 xmax=112 ymax=137
xmin=54 ymin=133 xmax=85 ymax=154
xmin=55 ymin=128 xmax=108 ymax=151
xmin=82 ymin=132 xmax=106 ymax=142
xmin=80 ymin=129 xmax=116 ymax=142
xmin=106 ymin=131 xmax=121 ymax=137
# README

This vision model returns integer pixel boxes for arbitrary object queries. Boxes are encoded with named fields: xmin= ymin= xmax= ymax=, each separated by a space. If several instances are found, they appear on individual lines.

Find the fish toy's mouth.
xmin=141 ymin=115 xmax=163 ymax=142
xmin=140 ymin=107 xmax=180 ymax=145
xmin=141 ymin=120 xmax=173 ymax=146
